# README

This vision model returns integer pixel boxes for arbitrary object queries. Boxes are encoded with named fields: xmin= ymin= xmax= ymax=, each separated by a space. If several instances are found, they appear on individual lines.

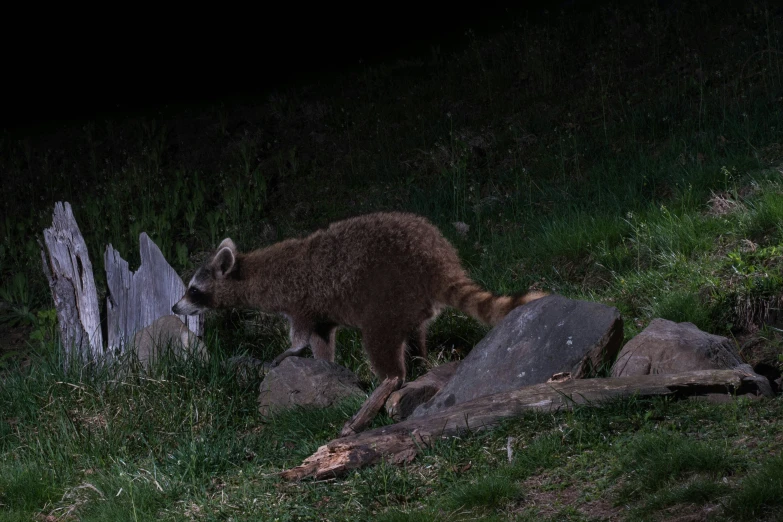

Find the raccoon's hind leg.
xmin=405 ymin=323 xmax=429 ymax=378
xmin=361 ymin=327 xmax=407 ymax=381
xmin=310 ymin=322 xmax=337 ymax=362
xmin=270 ymin=341 xmax=309 ymax=367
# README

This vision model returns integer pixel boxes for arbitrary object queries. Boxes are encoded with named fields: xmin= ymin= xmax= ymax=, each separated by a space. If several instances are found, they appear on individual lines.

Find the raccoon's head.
xmin=172 ymin=238 xmax=238 ymax=316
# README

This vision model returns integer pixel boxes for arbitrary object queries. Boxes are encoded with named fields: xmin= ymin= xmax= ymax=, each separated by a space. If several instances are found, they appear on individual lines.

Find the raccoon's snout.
xmin=172 ymin=294 xmax=207 ymax=316
xmin=172 ymin=297 xmax=194 ymax=316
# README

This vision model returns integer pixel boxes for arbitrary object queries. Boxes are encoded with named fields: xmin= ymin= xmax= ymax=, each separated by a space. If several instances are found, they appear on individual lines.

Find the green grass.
xmin=446 ymin=475 xmax=522 ymax=511
xmin=0 ymin=461 xmax=61 ymax=514
xmin=1 ymin=346 xmax=782 ymax=520
xmin=2 ymin=0 xmax=783 ymax=519
xmin=725 ymin=454 xmax=783 ymax=521
xmin=613 ymin=431 xmax=737 ymax=500
xmin=637 ymin=478 xmax=731 ymax=518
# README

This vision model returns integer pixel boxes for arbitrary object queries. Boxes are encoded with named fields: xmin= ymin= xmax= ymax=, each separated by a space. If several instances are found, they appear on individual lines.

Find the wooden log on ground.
xmin=340 ymin=376 xmax=402 ymax=437
xmin=280 ymin=369 xmax=772 ymax=481
xmin=385 ymin=362 xmax=459 ymax=421
xmin=40 ymin=202 xmax=104 ymax=368
xmin=104 ymin=232 xmax=203 ymax=353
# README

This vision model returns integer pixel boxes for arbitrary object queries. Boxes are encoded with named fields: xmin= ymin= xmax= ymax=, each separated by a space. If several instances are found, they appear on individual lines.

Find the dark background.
xmin=4 ymin=1 xmax=616 ymax=135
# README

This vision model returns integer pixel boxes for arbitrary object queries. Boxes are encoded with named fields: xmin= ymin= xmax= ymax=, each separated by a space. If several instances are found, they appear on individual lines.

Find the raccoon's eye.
xmin=188 ymin=287 xmax=200 ymax=297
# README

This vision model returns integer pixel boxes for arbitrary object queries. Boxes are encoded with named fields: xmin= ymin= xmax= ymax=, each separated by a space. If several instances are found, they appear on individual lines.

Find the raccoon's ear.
xmin=212 ymin=244 xmax=237 ymax=277
xmin=217 ymin=238 xmax=236 ymax=253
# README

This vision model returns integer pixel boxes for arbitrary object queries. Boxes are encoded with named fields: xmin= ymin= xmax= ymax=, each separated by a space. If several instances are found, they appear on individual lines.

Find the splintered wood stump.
xmin=279 ymin=369 xmax=772 ymax=481
xmin=340 ymin=377 xmax=402 ymax=437
xmin=40 ymin=202 xmax=104 ymax=367
xmin=40 ymin=201 xmax=203 ymax=370
xmin=105 ymin=232 xmax=203 ymax=353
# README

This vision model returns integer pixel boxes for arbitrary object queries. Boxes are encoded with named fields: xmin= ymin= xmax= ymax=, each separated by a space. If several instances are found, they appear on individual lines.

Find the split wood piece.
xmin=280 ymin=368 xmax=772 ymax=481
xmin=340 ymin=376 xmax=402 ymax=437
xmin=105 ymin=232 xmax=203 ymax=353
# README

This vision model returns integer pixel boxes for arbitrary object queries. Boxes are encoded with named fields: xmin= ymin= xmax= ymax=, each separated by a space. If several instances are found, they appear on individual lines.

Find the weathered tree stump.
xmin=40 ymin=202 xmax=104 ymax=367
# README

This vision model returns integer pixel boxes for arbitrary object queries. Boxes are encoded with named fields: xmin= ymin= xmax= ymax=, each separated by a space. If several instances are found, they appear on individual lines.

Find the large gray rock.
xmin=258 ymin=357 xmax=365 ymax=416
xmin=129 ymin=315 xmax=207 ymax=370
xmin=411 ymin=294 xmax=623 ymax=418
xmin=613 ymin=318 xmax=756 ymax=376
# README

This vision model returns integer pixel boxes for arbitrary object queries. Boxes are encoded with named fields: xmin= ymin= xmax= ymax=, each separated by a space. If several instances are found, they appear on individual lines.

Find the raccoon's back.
xmin=307 ymin=212 xmax=464 ymax=298
xmin=328 ymin=212 xmax=461 ymax=268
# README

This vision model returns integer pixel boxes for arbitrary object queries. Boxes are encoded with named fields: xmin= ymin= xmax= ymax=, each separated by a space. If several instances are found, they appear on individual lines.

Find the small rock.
xmin=129 ymin=315 xmax=207 ymax=370
xmin=547 ymin=372 xmax=572 ymax=383
xmin=258 ymin=357 xmax=364 ymax=416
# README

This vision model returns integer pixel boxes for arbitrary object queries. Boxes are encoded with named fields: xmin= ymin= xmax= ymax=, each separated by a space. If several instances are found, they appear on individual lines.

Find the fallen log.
xmin=340 ymin=376 xmax=401 ymax=437
xmin=279 ymin=368 xmax=772 ymax=481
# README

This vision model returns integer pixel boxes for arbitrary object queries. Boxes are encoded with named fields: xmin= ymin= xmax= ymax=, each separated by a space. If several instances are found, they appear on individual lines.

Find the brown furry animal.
xmin=172 ymin=212 xmax=546 ymax=381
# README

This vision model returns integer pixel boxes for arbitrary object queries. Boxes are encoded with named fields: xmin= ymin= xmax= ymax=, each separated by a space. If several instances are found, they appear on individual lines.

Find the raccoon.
xmin=172 ymin=212 xmax=546 ymax=381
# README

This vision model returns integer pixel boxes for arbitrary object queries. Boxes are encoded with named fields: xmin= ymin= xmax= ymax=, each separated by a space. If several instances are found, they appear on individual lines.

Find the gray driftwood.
xmin=40 ymin=202 xmax=203 ymax=369
xmin=105 ymin=232 xmax=203 ymax=353
xmin=340 ymin=377 xmax=402 ymax=437
xmin=40 ymin=202 xmax=104 ymax=367
xmin=280 ymin=369 xmax=772 ymax=481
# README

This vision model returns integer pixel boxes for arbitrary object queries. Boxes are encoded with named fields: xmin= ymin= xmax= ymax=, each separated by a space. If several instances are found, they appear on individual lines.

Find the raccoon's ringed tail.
xmin=516 ymin=289 xmax=548 ymax=305
xmin=441 ymin=280 xmax=547 ymax=326
xmin=440 ymin=281 xmax=503 ymax=325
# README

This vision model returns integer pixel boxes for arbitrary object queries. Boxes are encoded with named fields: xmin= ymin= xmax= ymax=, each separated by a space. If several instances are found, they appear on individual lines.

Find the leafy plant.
xmin=29 ymin=308 xmax=58 ymax=346
xmin=0 ymin=273 xmax=36 ymax=327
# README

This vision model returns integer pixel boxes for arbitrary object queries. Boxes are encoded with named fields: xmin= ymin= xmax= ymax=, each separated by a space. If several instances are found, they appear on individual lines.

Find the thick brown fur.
xmin=173 ymin=212 xmax=547 ymax=381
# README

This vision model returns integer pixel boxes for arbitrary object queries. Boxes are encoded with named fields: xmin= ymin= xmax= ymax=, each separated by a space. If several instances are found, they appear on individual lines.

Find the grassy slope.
xmin=2 ymin=1 xmax=783 ymax=520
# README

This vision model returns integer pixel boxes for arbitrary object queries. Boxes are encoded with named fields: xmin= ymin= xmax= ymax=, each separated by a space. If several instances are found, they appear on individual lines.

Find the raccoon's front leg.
xmin=270 ymin=318 xmax=312 ymax=367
